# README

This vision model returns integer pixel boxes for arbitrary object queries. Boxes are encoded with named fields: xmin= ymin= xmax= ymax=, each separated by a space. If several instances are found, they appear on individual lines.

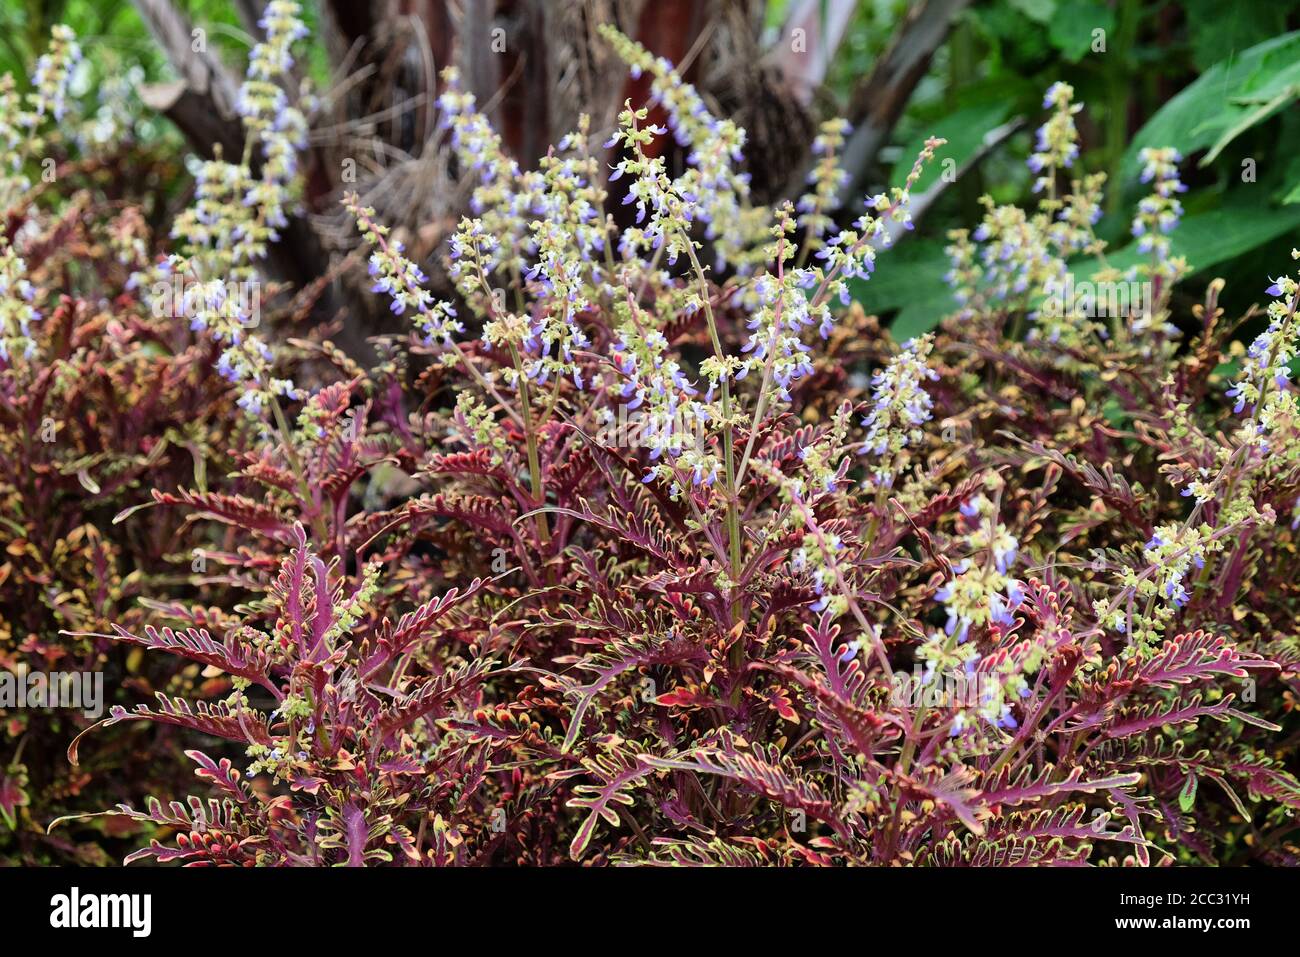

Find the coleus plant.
xmin=60 ymin=522 xmax=534 ymax=866
xmin=20 ymin=13 xmax=1300 ymax=865
xmin=0 ymin=29 xmax=251 ymax=862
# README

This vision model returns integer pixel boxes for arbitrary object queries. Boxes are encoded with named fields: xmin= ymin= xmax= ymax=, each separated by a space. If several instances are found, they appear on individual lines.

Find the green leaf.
xmin=1008 ymin=0 xmax=1056 ymax=24
xmin=848 ymin=238 xmax=954 ymax=337
xmin=1047 ymin=0 xmax=1115 ymax=63
xmin=1279 ymin=148 xmax=1300 ymax=204
xmin=1204 ymin=85 xmax=1299 ymax=166
xmin=1179 ymin=773 xmax=1198 ymax=813
xmin=891 ymin=298 xmax=954 ymax=341
xmin=1075 ymin=195 xmax=1300 ymax=281
xmin=1122 ymin=32 xmax=1300 ymax=182
xmin=1182 ymin=0 xmax=1289 ymax=72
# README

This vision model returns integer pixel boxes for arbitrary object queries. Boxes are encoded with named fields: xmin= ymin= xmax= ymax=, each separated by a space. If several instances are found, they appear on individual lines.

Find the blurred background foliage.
xmin=845 ymin=0 xmax=1300 ymax=340
xmin=2 ymin=0 xmax=1299 ymax=347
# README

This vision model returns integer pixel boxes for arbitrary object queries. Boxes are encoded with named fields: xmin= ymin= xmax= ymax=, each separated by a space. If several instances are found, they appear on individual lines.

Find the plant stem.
xmin=734 ymin=231 xmax=789 ymax=489
xmin=677 ymin=230 xmax=747 ymax=708
xmin=678 ymin=232 xmax=742 ymax=589
xmin=269 ymin=393 xmax=330 ymax=548
xmin=508 ymin=342 xmax=551 ymax=548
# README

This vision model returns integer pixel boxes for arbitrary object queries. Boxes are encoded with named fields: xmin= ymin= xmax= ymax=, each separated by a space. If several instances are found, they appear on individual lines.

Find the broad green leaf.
xmin=1203 ymin=85 xmax=1300 ymax=165
xmin=1074 ymin=197 xmax=1300 ymax=281
xmin=1122 ymin=32 xmax=1300 ymax=182
xmin=1008 ymin=0 xmax=1056 ymax=24
xmin=1047 ymin=0 xmax=1115 ymax=63
xmin=1182 ymin=0 xmax=1289 ymax=72
xmin=891 ymin=298 xmax=957 ymax=341
xmin=1179 ymin=773 xmax=1198 ymax=813
xmin=1278 ymin=148 xmax=1300 ymax=204
xmin=849 ymin=238 xmax=954 ymax=338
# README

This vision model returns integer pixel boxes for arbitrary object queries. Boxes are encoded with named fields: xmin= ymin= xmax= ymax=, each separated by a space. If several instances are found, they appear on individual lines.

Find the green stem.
xmin=678 ymin=232 xmax=742 ymax=588
xmin=677 ymin=231 xmax=746 ymax=707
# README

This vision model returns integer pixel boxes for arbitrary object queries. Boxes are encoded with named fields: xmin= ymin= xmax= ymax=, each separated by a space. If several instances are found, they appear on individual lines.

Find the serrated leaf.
xmin=1179 ymin=773 xmax=1198 ymax=813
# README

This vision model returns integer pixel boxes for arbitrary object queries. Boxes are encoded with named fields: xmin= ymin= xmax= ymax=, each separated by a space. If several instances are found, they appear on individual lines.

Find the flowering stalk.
xmin=795 ymin=118 xmax=851 ymax=269
xmin=678 ymin=227 xmax=742 ymax=592
xmin=1028 ymin=82 xmax=1081 ymax=204
xmin=1127 ymin=146 xmax=1188 ymax=331
xmin=1226 ymin=255 xmax=1300 ymax=440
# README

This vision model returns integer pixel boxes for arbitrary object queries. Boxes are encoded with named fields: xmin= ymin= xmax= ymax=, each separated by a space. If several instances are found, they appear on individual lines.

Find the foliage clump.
xmin=2 ymin=14 xmax=1297 ymax=867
